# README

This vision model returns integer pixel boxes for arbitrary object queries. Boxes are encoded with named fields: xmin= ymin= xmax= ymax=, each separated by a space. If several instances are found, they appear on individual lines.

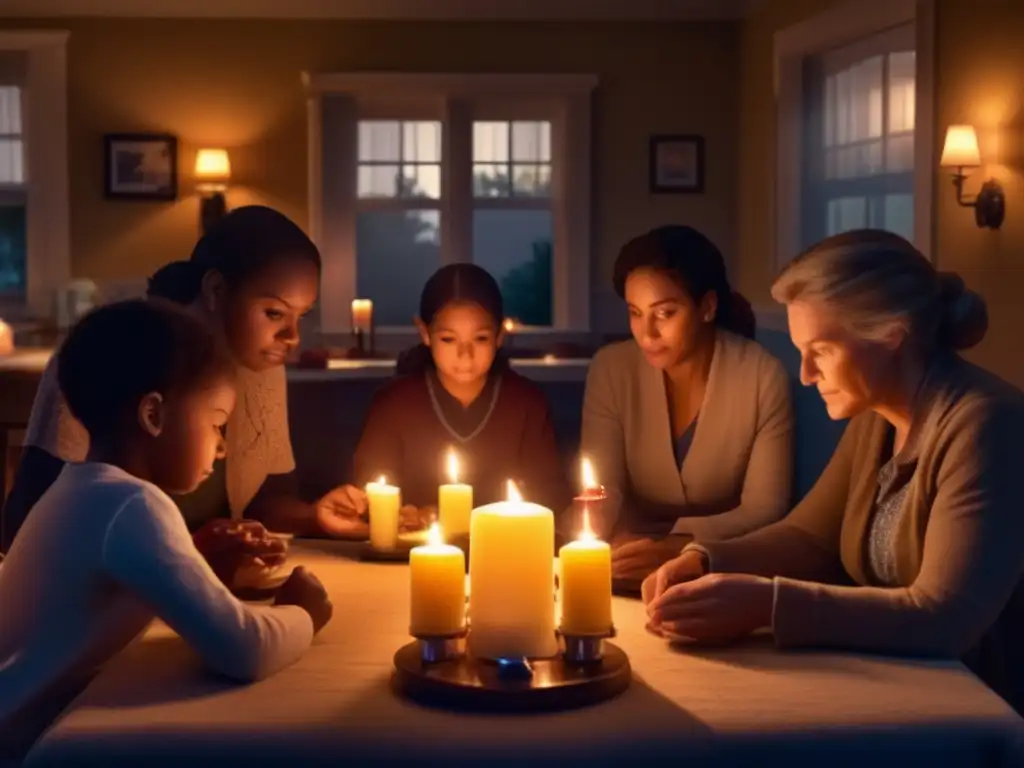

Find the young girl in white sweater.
xmin=0 ymin=300 xmax=333 ymax=761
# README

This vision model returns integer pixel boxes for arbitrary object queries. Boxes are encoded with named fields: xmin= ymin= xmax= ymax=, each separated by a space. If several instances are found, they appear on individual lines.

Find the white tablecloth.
xmin=25 ymin=541 xmax=1024 ymax=767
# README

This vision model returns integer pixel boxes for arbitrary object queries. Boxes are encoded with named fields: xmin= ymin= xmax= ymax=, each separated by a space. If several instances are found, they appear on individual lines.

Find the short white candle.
xmin=366 ymin=475 xmax=400 ymax=550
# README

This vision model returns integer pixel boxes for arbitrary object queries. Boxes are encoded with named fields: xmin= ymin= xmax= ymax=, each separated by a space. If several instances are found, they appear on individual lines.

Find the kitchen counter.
xmin=0 ymin=349 xmax=590 ymax=383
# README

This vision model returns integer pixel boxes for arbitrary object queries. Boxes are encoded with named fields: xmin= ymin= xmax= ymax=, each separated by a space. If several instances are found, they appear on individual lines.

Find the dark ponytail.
xmin=397 ymin=263 xmax=511 ymax=377
xmin=147 ymin=261 xmax=206 ymax=305
xmin=146 ymin=205 xmax=321 ymax=305
xmin=613 ymin=225 xmax=756 ymax=339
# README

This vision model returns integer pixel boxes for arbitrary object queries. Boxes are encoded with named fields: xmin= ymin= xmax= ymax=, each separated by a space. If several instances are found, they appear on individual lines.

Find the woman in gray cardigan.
xmin=582 ymin=226 xmax=793 ymax=581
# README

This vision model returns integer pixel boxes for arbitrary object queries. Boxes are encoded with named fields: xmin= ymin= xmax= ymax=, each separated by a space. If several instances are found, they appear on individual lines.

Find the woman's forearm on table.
xmin=693 ymin=522 xmax=848 ymax=583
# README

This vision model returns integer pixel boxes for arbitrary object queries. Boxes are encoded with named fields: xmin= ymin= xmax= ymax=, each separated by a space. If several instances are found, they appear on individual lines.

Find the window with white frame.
xmin=355 ymin=120 xmax=443 ymax=326
xmin=0 ymin=32 xmax=70 ymax=319
xmin=472 ymin=120 xmax=553 ymax=326
xmin=800 ymin=24 xmax=916 ymax=248
xmin=306 ymin=74 xmax=596 ymax=334
xmin=0 ymin=77 xmax=26 ymax=300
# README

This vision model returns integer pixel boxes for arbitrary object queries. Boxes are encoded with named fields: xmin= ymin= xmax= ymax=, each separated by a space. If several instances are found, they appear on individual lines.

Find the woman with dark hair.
xmin=584 ymin=225 xmax=793 ymax=582
xmin=2 ymin=206 xmax=364 ymax=573
xmin=328 ymin=263 xmax=571 ymax=528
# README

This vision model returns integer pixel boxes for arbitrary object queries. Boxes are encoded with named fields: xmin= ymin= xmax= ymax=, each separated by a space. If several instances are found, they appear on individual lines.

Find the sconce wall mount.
xmin=194 ymin=148 xmax=231 ymax=234
xmin=940 ymin=125 xmax=1005 ymax=230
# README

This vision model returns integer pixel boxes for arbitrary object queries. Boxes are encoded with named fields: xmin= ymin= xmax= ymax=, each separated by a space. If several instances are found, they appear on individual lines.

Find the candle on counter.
xmin=351 ymin=298 xmax=373 ymax=334
xmin=0 ymin=318 xmax=13 ymax=356
xmin=468 ymin=480 xmax=558 ymax=659
xmin=367 ymin=475 xmax=400 ymax=551
xmin=438 ymin=447 xmax=473 ymax=539
xmin=410 ymin=522 xmax=467 ymax=637
xmin=558 ymin=507 xmax=612 ymax=635
xmin=574 ymin=456 xmax=608 ymax=535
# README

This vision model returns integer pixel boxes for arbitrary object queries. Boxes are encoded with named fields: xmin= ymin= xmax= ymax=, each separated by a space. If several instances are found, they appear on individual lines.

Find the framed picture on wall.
xmin=103 ymin=133 xmax=178 ymax=200
xmin=649 ymin=134 xmax=705 ymax=194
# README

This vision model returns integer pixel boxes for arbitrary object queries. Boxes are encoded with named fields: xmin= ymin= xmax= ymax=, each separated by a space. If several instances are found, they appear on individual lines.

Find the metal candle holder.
xmin=561 ymin=626 xmax=614 ymax=663
xmin=413 ymin=628 xmax=468 ymax=664
xmin=557 ymin=626 xmax=616 ymax=665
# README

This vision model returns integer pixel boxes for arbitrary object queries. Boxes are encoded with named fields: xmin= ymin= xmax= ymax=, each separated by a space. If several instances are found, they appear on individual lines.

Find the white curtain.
xmin=801 ymin=24 xmax=915 ymax=248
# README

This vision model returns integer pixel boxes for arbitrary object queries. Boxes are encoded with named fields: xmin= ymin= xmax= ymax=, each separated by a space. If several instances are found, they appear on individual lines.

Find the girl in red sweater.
xmin=332 ymin=264 xmax=571 ymax=531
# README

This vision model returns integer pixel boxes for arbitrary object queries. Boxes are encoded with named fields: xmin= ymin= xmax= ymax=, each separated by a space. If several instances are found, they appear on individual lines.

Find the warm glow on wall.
xmin=940 ymin=125 xmax=981 ymax=168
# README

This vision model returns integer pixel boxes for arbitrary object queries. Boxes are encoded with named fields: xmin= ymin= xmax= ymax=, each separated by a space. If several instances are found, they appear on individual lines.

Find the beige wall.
xmin=733 ymin=0 xmax=837 ymax=308
xmin=1 ymin=17 xmax=739 ymax=326
xmin=932 ymin=0 xmax=1024 ymax=384
xmin=736 ymin=0 xmax=1024 ymax=386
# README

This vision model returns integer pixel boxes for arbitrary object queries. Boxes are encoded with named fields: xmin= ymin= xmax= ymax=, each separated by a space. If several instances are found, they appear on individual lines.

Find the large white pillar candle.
xmin=468 ymin=480 xmax=557 ymax=659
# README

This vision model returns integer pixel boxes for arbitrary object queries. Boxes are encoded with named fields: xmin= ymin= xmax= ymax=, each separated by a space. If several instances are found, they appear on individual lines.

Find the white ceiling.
xmin=0 ymin=0 xmax=760 ymax=20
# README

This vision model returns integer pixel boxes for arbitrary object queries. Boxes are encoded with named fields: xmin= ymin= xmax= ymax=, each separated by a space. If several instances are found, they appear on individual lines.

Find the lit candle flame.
xmin=506 ymin=479 xmax=523 ymax=502
xmin=447 ymin=448 xmax=460 ymax=484
xmin=503 ymin=318 xmax=516 ymax=333
xmin=580 ymin=457 xmax=597 ymax=490
xmin=426 ymin=521 xmax=443 ymax=547
xmin=377 ymin=474 xmax=387 ymax=485
xmin=578 ymin=506 xmax=596 ymax=542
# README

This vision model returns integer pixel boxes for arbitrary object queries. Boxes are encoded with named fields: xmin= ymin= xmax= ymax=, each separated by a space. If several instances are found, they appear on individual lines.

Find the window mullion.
xmin=442 ymin=97 xmax=472 ymax=265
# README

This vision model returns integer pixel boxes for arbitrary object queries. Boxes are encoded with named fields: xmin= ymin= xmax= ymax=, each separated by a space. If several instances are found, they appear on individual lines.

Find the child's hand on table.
xmin=192 ymin=519 xmax=288 ymax=587
xmin=274 ymin=566 xmax=334 ymax=633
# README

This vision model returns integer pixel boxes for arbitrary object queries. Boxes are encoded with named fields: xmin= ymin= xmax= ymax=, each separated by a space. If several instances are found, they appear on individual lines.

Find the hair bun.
xmin=147 ymin=261 xmax=205 ymax=305
xmin=937 ymin=271 xmax=988 ymax=350
xmin=724 ymin=290 xmax=757 ymax=339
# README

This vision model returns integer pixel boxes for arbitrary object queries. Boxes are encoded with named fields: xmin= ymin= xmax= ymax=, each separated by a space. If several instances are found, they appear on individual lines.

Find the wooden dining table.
xmin=22 ymin=541 xmax=1024 ymax=767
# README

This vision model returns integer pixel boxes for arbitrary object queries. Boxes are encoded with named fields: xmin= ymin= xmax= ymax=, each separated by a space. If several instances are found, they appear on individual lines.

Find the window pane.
xmin=473 ymin=164 xmax=510 ymax=197
xmin=512 ymin=164 xmax=551 ymax=197
xmin=401 ymin=164 xmax=440 ymax=199
xmin=473 ymin=122 xmax=509 ymax=163
xmin=888 ymin=51 xmax=915 ymax=134
xmin=824 ymin=56 xmax=885 ymax=179
xmin=356 ymin=210 xmax=440 ymax=326
xmin=511 ymin=121 xmax=551 ymax=162
xmin=0 ymin=139 xmax=23 ymax=184
xmin=827 ymin=196 xmax=867 ymax=235
xmin=886 ymin=134 xmax=914 ymax=173
xmin=0 ymin=204 xmax=26 ymax=295
xmin=357 ymin=164 xmax=400 ymax=197
xmin=358 ymin=121 xmax=401 ymax=162
xmin=473 ymin=209 xmax=552 ymax=326
xmin=402 ymin=121 xmax=441 ymax=163
xmin=883 ymin=193 xmax=914 ymax=240
xmin=0 ymin=86 xmax=22 ymax=135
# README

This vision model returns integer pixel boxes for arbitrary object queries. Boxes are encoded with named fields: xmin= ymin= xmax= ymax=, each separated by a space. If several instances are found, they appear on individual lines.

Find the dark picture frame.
xmin=103 ymin=133 xmax=178 ymax=201
xmin=649 ymin=134 xmax=705 ymax=194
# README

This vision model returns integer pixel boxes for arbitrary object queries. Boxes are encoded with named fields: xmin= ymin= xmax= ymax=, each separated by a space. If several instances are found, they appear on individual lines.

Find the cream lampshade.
xmin=194 ymin=148 xmax=231 ymax=191
xmin=940 ymin=125 xmax=981 ymax=168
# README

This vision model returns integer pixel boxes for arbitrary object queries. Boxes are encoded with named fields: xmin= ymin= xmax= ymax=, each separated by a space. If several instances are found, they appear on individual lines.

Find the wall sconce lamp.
xmin=194 ymin=148 xmax=231 ymax=234
xmin=940 ymin=125 xmax=1005 ymax=229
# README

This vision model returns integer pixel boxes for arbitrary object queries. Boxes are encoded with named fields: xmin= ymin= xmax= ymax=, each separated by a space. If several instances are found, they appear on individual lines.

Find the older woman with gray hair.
xmin=642 ymin=228 xmax=1024 ymax=712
